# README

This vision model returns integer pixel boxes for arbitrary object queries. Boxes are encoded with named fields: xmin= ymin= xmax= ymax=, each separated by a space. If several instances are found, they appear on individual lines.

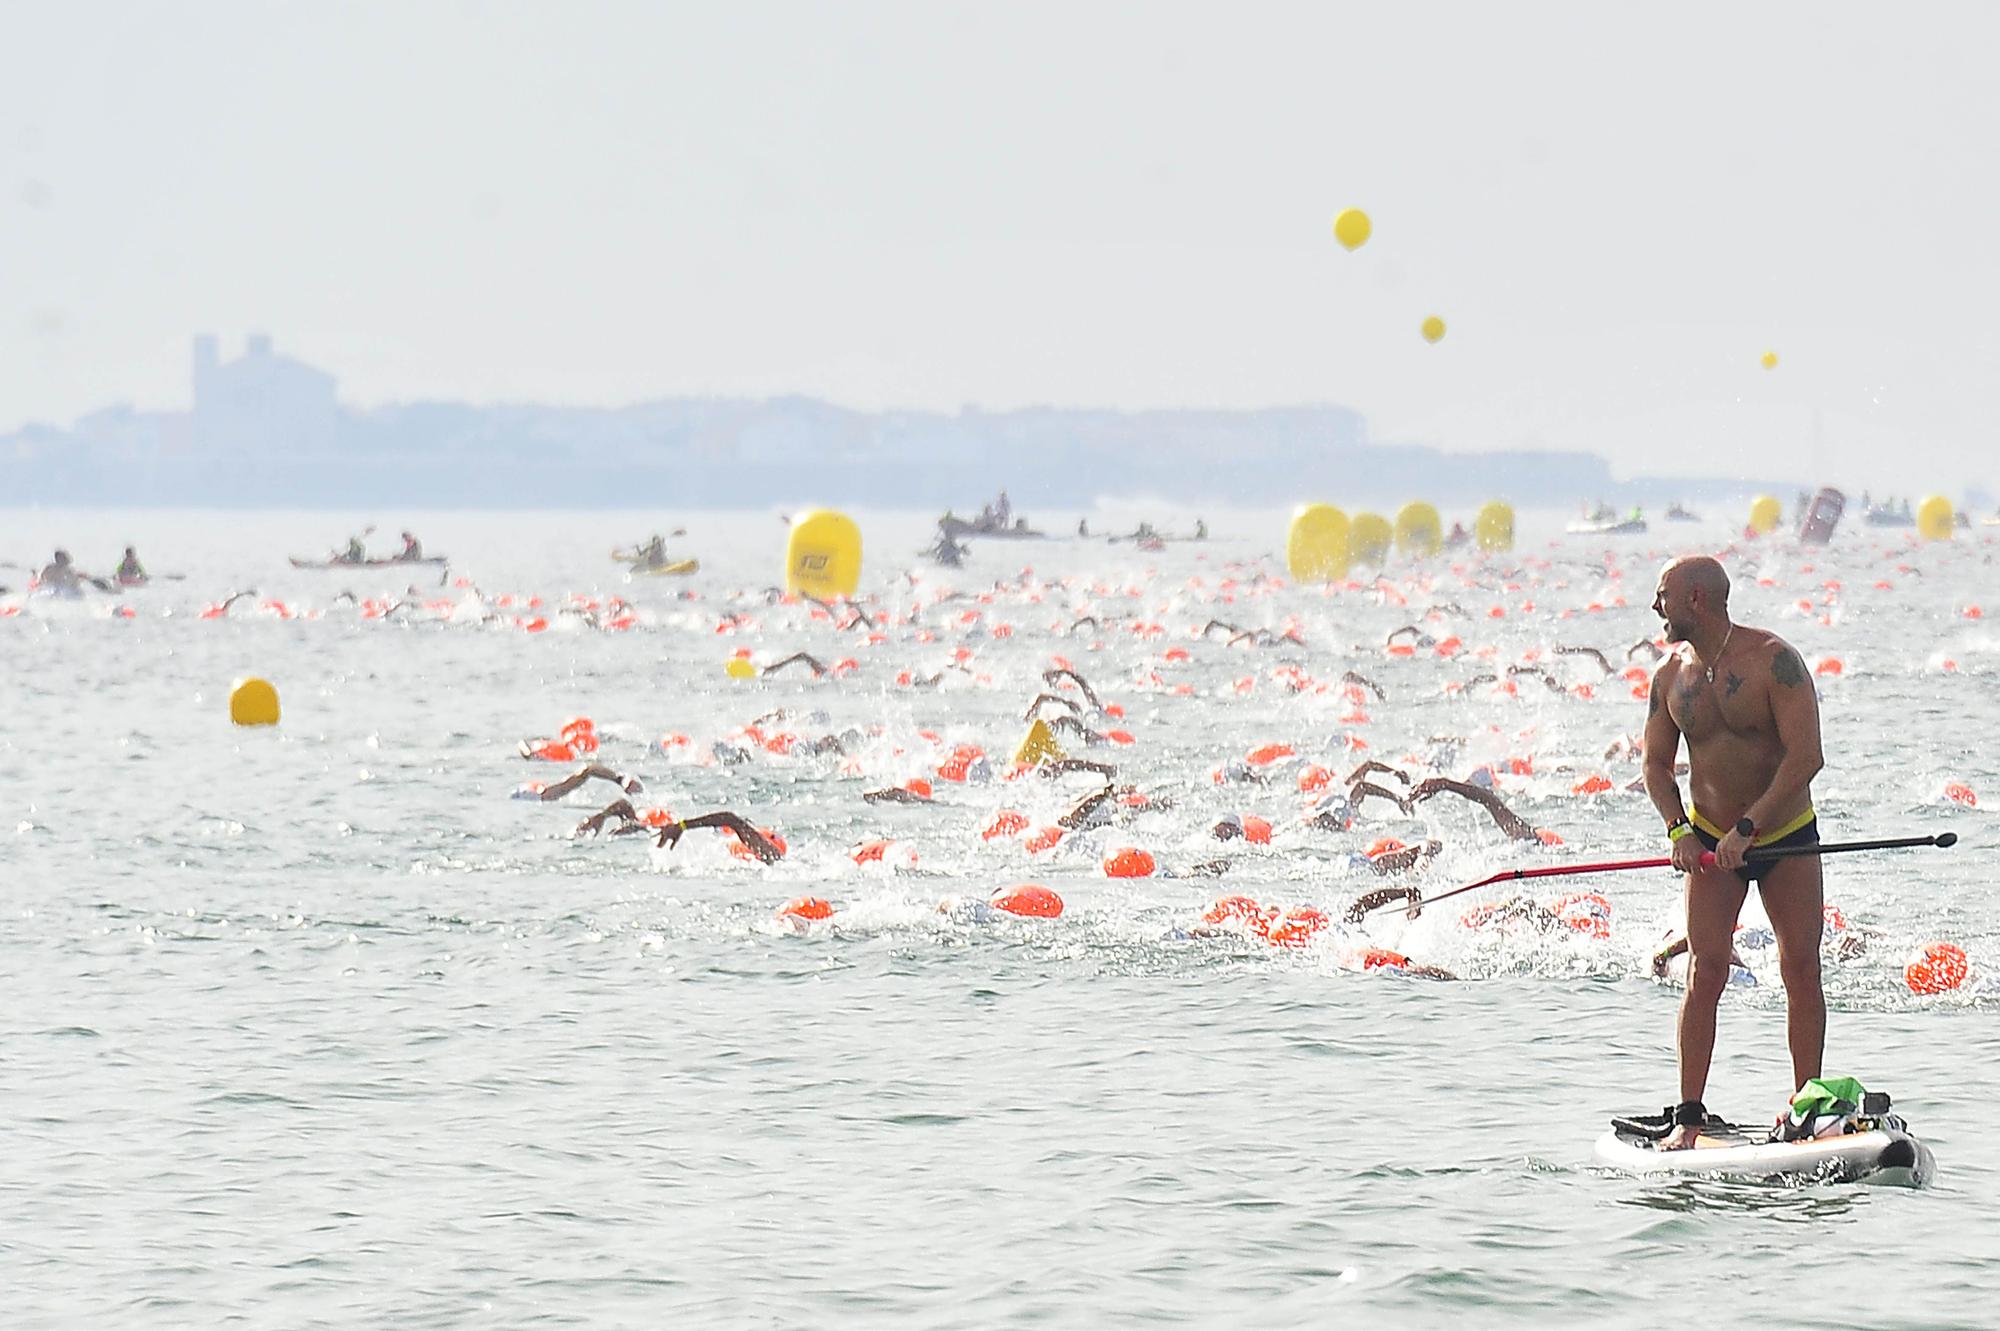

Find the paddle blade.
xmin=1938 ymin=832 xmax=1958 ymax=848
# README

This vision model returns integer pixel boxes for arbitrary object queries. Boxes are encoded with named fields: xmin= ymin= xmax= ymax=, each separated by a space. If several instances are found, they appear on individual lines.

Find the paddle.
xmin=1370 ymin=832 xmax=1959 ymax=919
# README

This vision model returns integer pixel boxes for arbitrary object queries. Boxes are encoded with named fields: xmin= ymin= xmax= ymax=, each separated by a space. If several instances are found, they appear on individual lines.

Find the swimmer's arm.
xmin=1651 ymin=934 xmax=1689 ymax=976
xmin=1742 ymin=642 xmax=1826 ymax=832
xmin=1023 ymin=692 xmax=1082 ymax=721
xmin=576 ymin=799 xmax=640 ymax=836
xmin=659 ymin=811 xmax=784 ymax=862
xmin=1037 ymin=757 xmax=1117 ymax=779
xmin=1348 ymin=780 xmax=1411 ymax=814
xmin=1346 ymin=759 xmax=1408 ymax=786
xmin=1640 ymin=660 xmax=1688 ymax=828
xmin=1339 ymin=671 xmax=1388 ymax=701
xmin=540 ymin=764 xmax=641 ymax=800
xmin=762 ymin=652 xmax=827 ymax=678
xmin=1057 ymin=785 xmax=1114 ymax=830
xmin=1343 ymin=886 xmax=1422 ymax=924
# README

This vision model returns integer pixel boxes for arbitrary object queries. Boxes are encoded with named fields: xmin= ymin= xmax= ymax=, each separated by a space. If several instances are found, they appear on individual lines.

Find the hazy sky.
xmin=5 ymin=1 xmax=1997 ymax=488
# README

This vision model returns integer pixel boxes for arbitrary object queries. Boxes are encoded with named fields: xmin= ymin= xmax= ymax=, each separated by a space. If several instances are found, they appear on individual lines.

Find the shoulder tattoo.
xmin=1771 ymin=644 xmax=1808 ymax=688
xmin=1648 ymin=686 xmax=1665 ymax=717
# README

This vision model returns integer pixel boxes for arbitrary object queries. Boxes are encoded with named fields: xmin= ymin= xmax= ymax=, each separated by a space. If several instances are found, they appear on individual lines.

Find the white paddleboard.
xmin=1595 ymin=1116 xmax=1935 ymax=1187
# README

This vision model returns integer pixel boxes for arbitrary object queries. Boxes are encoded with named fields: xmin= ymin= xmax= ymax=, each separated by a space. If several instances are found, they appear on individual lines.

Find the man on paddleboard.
xmin=1644 ymin=555 xmax=1825 ymax=1149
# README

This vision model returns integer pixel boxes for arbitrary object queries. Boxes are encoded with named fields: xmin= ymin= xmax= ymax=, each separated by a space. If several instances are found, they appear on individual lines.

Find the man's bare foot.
xmin=1661 ymin=1122 xmax=1703 ymax=1151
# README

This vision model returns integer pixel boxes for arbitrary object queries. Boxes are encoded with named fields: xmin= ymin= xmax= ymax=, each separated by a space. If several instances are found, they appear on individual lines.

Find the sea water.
xmin=3 ymin=507 xmax=1995 ymax=1327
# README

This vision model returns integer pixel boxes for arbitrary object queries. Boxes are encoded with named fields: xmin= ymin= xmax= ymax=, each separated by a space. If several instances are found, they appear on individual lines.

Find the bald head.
xmin=1654 ymin=556 xmax=1731 ymax=643
xmin=1665 ymin=556 xmax=1729 ymax=605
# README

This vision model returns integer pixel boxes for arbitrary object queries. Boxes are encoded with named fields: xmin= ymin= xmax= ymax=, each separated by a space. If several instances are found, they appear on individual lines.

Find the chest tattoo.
xmin=1725 ymin=672 xmax=1743 ymax=697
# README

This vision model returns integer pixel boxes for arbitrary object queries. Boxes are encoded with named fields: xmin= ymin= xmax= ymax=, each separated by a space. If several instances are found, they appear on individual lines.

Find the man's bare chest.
xmin=1669 ymin=666 xmax=1769 ymax=742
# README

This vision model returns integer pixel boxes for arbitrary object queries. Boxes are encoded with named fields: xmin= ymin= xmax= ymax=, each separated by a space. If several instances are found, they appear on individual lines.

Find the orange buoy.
xmin=991 ymin=884 xmax=1064 ymax=918
xmin=1815 ymin=657 xmax=1844 ymax=676
xmin=525 ymin=741 xmax=576 ymax=762
xmin=639 ymin=807 xmax=676 ymax=828
xmin=1945 ymin=782 xmax=1978 ymax=808
xmin=1266 ymin=905 xmax=1330 ymax=948
xmin=983 ymin=810 xmax=1031 ymax=840
xmin=1358 ymin=947 xmax=1411 ymax=972
xmin=1549 ymin=891 xmax=1612 ymax=940
xmin=1239 ymin=814 xmax=1273 ymax=845
xmin=903 ymin=777 xmax=934 ymax=799
xmin=1202 ymin=895 xmax=1269 ymax=931
xmin=1906 ymin=941 xmax=1968 ymax=994
xmin=1245 ymin=742 xmax=1295 ymax=766
xmin=1365 ymin=837 xmax=1407 ymax=859
xmin=1572 ymin=773 xmax=1614 ymax=795
xmin=1024 ymin=825 xmax=1065 ymax=854
xmin=778 ymin=896 xmax=834 ymax=922
xmin=1298 ymin=765 xmax=1333 ymax=793
xmin=1102 ymin=847 xmax=1156 ymax=878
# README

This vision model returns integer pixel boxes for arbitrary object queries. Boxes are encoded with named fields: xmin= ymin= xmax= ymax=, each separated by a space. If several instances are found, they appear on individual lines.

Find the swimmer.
xmin=762 ymin=652 xmax=829 ymax=678
xmin=516 ymin=763 xmax=643 ymax=800
xmin=574 ymin=799 xmax=667 ymax=837
xmin=657 ymin=811 xmax=786 ymax=862
xmin=863 ymin=781 xmax=934 ymax=805
xmin=1408 ymin=777 xmax=1540 ymax=842
xmin=1555 ymin=644 xmax=1615 ymax=675
xmin=1361 ymin=839 xmax=1444 ymax=876
xmin=1041 ymin=667 xmax=1105 ymax=714
xmin=1023 ymin=692 xmax=1083 ymax=722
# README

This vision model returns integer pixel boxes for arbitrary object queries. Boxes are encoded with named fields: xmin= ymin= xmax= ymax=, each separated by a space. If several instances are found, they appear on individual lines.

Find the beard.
xmin=1661 ymin=615 xmax=1692 ymax=642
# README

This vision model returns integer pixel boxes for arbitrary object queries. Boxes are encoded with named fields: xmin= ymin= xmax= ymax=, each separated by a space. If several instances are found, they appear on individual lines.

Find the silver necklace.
xmin=1705 ymin=623 xmax=1735 ymax=684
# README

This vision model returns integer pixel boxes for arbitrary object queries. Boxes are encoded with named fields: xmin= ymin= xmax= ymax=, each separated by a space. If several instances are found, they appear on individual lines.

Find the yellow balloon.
xmin=1917 ymin=495 xmax=1955 ymax=541
xmin=1348 ymin=512 xmax=1393 ymax=566
xmin=785 ymin=509 xmax=863 ymax=597
xmin=1421 ymin=315 xmax=1446 ymax=344
xmin=229 ymin=677 xmax=280 ymax=726
xmin=1748 ymin=495 xmax=1782 ymax=536
xmin=1761 ymin=350 xmax=1779 ymax=370
xmin=725 ymin=657 xmax=758 ymax=680
xmin=1333 ymin=208 xmax=1371 ymax=251
xmin=1286 ymin=504 xmax=1350 ymax=582
xmin=1395 ymin=501 xmax=1442 ymax=558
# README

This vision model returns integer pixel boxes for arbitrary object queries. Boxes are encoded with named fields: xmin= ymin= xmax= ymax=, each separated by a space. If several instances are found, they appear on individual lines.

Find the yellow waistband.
xmin=1690 ymin=806 xmax=1816 ymax=846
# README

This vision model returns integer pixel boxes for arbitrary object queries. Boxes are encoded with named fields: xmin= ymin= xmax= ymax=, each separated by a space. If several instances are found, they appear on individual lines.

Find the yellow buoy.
xmin=1421 ymin=315 xmax=1446 ymax=344
xmin=1395 ymin=501 xmax=1442 ymax=558
xmin=1286 ymin=504 xmax=1350 ymax=582
xmin=1761 ymin=350 xmax=1779 ymax=370
xmin=1917 ymin=495 xmax=1955 ymax=541
xmin=229 ymin=677 xmax=280 ymax=727
xmin=1476 ymin=500 xmax=1515 ymax=553
xmin=1333 ymin=208 xmax=1371 ymax=251
xmin=1348 ymin=512 xmax=1394 ymax=566
xmin=1014 ymin=718 xmax=1066 ymax=767
xmin=1748 ymin=495 xmax=1782 ymax=535
xmin=785 ymin=509 xmax=863 ymax=597
xmin=725 ymin=657 xmax=758 ymax=680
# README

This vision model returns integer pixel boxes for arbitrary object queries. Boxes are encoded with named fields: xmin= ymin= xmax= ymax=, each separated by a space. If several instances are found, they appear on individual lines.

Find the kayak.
xmin=1594 ymin=1109 xmax=1935 ymax=1187
xmin=289 ymin=555 xmax=448 ymax=569
xmin=628 ymin=558 xmax=700 ymax=577
xmin=1566 ymin=519 xmax=1648 ymax=535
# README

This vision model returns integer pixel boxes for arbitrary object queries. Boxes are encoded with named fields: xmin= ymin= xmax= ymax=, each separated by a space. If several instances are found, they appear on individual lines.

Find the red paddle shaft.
xmin=1377 ymin=832 xmax=1957 ymax=919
